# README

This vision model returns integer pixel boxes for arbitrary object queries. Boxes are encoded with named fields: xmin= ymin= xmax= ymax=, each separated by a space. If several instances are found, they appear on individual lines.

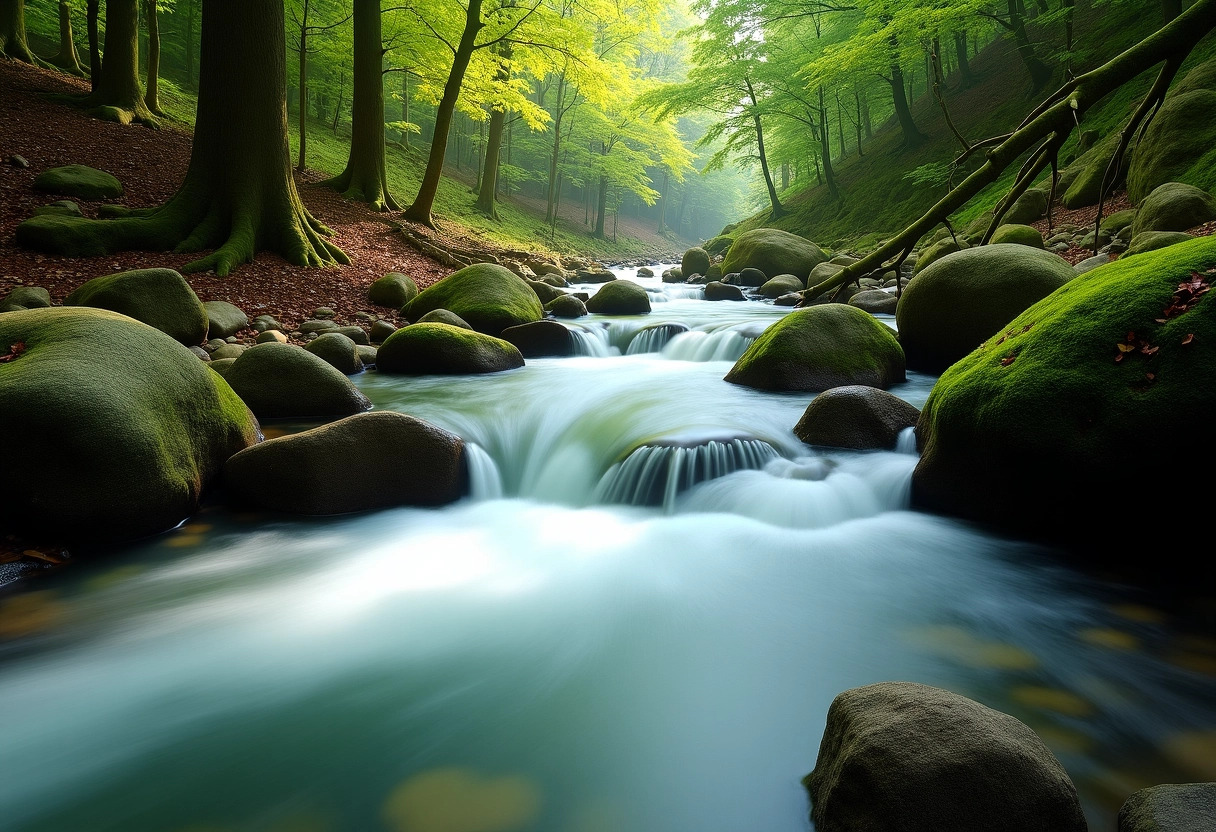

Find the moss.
xmin=1124 ymin=231 xmax=1194 ymax=257
xmin=759 ymin=275 xmax=805 ymax=298
xmin=913 ymin=236 xmax=1216 ymax=551
xmin=725 ymin=304 xmax=905 ymax=392
xmin=1062 ymin=131 xmax=1126 ymax=209
xmin=203 ymin=301 xmax=248 ymax=339
xmin=989 ymin=224 xmax=1044 ymax=249
xmin=304 ymin=332 xmax=363 ymax=375
xmin=376 ymin=322 xmax=525 ymax=375
xmin=913 ymin=238 xmax=965 ymax=274
xmin=721 ymin=228 xmax=828 ymax=280
xmin=897 ymin=245 xmax=1075 ymax=374
xmin=1127 ymin=58 xmax=1216 ymax=202
xmin=681 ymin=247 xmax=711 ymax=278
xmin=15 ymin=214 xmax=115 ymax=256
xmin=368 ymin=272 xmax=418 ymax=308
xmin=31 ymin=164 xmax=123 ymax=200
xmin=0 ymin=307 xmax=258 ymax=541
xmin=416 ymin=308 xmax=472 ymax=329
xmin=545 ymin=294 xmax=587 ymax=318
xmin=704 ymin=235 xmax=735 ymax=257
xmin=1130 ymin=182 xmax=1216 ymax=236
xmin=223 ymin=342 xmax=372 ymax=420
xmin=64 ymin=268 xmax=209 ymax=345
xmin=5 ymin=287 xmax=51 ymax=308
xmin=404 ymin=262 xmax=543 ymax=336
xmin=585 ymin=280 xmax=651 ymax=315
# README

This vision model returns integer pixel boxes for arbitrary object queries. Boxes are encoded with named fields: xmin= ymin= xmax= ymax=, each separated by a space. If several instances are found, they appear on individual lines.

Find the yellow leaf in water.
xmin=382 ymin=768 xmax=541 ymax=832
xmin=0 ymin=591 xmax=65 ymax=638
xmin=1010 ymin=686 xmax=1095 ymax=718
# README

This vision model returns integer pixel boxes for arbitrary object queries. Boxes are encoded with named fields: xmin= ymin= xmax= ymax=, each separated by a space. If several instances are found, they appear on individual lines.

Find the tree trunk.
xmin=594 ymin=174 xmax=608 ymax=237
xmin=1008 ymin=0 xmax=1053 ymax=92
xmin=861 ymin=91 xmax=872 ymax=139
xmin=404 ymin=0 xmax=483 ymax=227
xmin=332 ymin=71 xmax=344 ymax=133
xmin=49 ymin=0 xmax=85 ymax=74
xmin=185 ymin=0 xmax=196 ymax=88
xmin=836 ymin=95 xmax=846 ymax=158
xmin=90 ymin=0 xmax=154 ymax=123
xmin=1 ymin=0 xmax=39 ymax=64
xmin=781 ymin=161 xmax=789 ymax=190
xmin=889 ymin=61 xmax=927 ymax=147
xmin=954 ymin=31 xmax=974 ymax=87
xmin=144 ymin=0 xmax=162 ymax=114
xmin=297 ymin=11 xmax=308 ymax=172
xmin=745 ymin=76 xmax=784 ymax=217
xmin=656 ymin=169 xmax=667 ymax=232
xmin=544 ymin=72 xmax=567 ymax=224
xmin=854 ymin=89 xmax=864 ymax=156
xmin=324 ymin=0 xmax=398 ymax=211
xmin=87 ymin=0 xmax=101 ymax=86
xmin=475 ymin=98 xmax=506 ymax=217
xmin=400 ymin=72 xmax=410 ymax=147
xmin=26 ymin=0 xmax=348 ymax=277
xmin=817 ymin=89 xmax=839 ymax=199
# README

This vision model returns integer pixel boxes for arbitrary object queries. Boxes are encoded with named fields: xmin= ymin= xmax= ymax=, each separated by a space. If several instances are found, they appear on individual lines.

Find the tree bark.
xmin=86 ymin=0 xmax=101 ymax=86
xmin=476 ymin=106 xmax=506 ymax=217
xmin=1007 ymin=0 xmax=1053 ymax=92
xmin=954 ymin=31 xmax=974 ymax=87
xmin=544 ymin=71 xmax=567 ymax=224
xmin=744 ymin=75 xmax=784 ymax=217
xmin=889 ymin=61 xmax=927 ymax=147
xmin=49 ymin=0 xmax=85 ymax=74
xmin=817 ymin=88 xmax=839 ymax=199
xmin=297 ymin=0 xmax=309 ymax=171
xmin=22 ymin=0 xmax=348 ymax=277
xmin=0 ymin=0 xmax=39 ymax=63
xmin=400 ymin=72 xmax=410 ymax=147
xmin=656 ymin=168 xmax=667 ymax=232
xmin=90 ymin=0 xmax=154 ymax=123
xmin=594 ymin=174 xmax=608 ymax=237
xmin=144 ymin=0 xmax=162 ymax=114
xmin=324 ymin=0 xmax=398 ymax=211
xmin=404 ymin=0 xmax=483 ymax=227
xmin=185 ymin=0 xmax=196 ymax=88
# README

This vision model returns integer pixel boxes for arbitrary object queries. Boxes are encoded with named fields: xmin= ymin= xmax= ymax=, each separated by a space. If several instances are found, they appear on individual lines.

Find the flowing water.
xmin=0 ymin=266 xmax=1213 ymax=832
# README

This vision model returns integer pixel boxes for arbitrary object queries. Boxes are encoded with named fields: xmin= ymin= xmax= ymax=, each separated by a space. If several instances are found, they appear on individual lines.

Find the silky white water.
xmin=0 ymin=266 xmax=1212 ymax=832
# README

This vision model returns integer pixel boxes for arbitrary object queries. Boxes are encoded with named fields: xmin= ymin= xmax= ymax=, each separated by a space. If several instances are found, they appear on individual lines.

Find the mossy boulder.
xmin=0 ymin=308 xmax=259 ymax=542
xmin=661 ymin=268 xmax=684 ymax=283
xmin=1118 ymin=783 xmax=1216 ymax=832
xmin=403 ymin=262 xmax=542 ymax=335
xmin=32 ymin=164 xmax=122 ymax=200
xmin=204 ymin=300 xmax=248 ymax=339
xmin=704 ymin=281 xmax=745 ymax=301
xmin=794 ymin=386 xmax=919 ymax=450
xmin=681 ymin=247 xmax=711 ymax=278
xmin=721 ymin=228 xmax=828 ymax=280
xmin=848 ymin=289 xmax=898 ymax=315
xmin=526 ymin=278 xmax=564 ymax=304
xmin=304 ymin=332 xmax=363 ymax=375
xmin=416 ymin=308 xmax=472 ymax=329
xmin=1130 ymin=182 xmax=1216 ymax=236
xmin=223 ymin=342 xmax=372 ymax=420
xmin=805 ymin=682 xmax=1086 ymax=832
xmin=759 ymin=274 xmax=805 ymax=298
xmin=585 ymin=280 xmax=651 ymax=315
xmin=1125 ymin=230 xmax=1194 ymax=257
xmin=1101 ymin=208 xmax=1138 ymax=235
xmin=989 ymin=224 xmax=1044 ymax=249
xmin=377 ymin=323 xmax=525 ymax=375
xmin=896 ymin=244 xmax=1075 ymax=374
xmin=368 ymin=272 xmax=419 ymax=308
xmin=1127 ymin=60 xmax=1216 ymax=203
xmin=1062 ymin=130 xmax=1127 ymax=209
xmin=725 ymin=304 xmax=905 ymax=393
xmin=370 ymin=320 xmax=397 ymax=342
xmin=4 ymin=286 xmax=51 ymax=309
xmin=32 ymin=200 xmax=82 ymax=218
xmin=545 ymin=294 xmax=587 ymax=318
xmin=64 ymin=268 xmax=209 ymax=346
xmin=1004 ymin=188 xmax=1048 ymax=225
xmin=15 ymin=213 xmax=111 ymax=257
xmin=500 ymin=320 xmax=573 ymax=357
xmin=703 ymin=235 xmax=734 ymax=257
xmin=224 ymin=412 xmax=465 ymax=515
xmin=912 ymin=236 xmax=1216 ymax=552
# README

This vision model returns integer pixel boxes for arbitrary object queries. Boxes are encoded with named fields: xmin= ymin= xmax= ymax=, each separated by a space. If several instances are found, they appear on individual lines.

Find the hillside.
xmin=726 ymin=2 xmax=1216 ymax=252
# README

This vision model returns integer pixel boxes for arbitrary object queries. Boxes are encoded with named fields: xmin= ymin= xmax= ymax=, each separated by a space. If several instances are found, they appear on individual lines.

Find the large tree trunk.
xmin=0 ymin=0 xmax=39 ymax=63
xmin=21 ymin=0 xmax=348 ymax=277
xmin=1007 ymin=0 xmax=1053 ymax=92
xmin=49 ymin=0 xmax=86 ymax=74
xmin=90 ymin=0 xmax=154 ymax=123
xmin=297 ymin=10 xmax=308 ymax=171
xmin=817 ymin=88 xmax=839 ymax=199
xmin=475 ymin=44 xmax=510 ymax=217
xmin=656 ymin=168 xmax=667 ymax=232
xmin=888 ymin=61 xmax=927 ymax=147
xmin=954 ymin=31 xmax=974 ymax=87
xmin=745 ymin=76 xmax=784 ymax=218
xmin=404 ymin=0 xmax=482 ymax=227
xmin=144 ymin=0 xmax=162 ymax=114
xmin=400 ymin=72 xmax=410 ymax=147
xmin=185 ymin=0 xmax=196 ymax=88
xmin=544 ymin=73 xmax=567 ymax=224
xmin=324 ymin=0 xmax=398 ymax=210
xmin=87 ymin=0 xmax=101 ymax=86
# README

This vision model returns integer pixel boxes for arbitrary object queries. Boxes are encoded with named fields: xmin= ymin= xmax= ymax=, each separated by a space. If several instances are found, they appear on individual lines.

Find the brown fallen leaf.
xmin=1182 ymin=333 xmax=1195 ymax=345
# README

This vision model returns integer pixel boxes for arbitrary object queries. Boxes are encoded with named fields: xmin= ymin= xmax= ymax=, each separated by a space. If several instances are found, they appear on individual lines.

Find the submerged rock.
xmin=0 ymin=308 xmax=259 ymax=542
xmin=725 ymin=304 xmax=904 ymax=393
xmin=224 ymin=411 xmax=465 ymax=515
xmin=805 ymin=682 xmax=1086 ymax=832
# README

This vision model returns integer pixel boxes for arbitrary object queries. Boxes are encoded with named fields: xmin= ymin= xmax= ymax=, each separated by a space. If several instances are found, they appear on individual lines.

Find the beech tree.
xmin=88 ymin=0 xmax=156 ymax=124
xmin=18 ymin=0 xmax=349 ymax=276
xmin=0 ymin=0 xmax=41 ymax=63
xmin=47 ymin=0 xmax=86 ymax=75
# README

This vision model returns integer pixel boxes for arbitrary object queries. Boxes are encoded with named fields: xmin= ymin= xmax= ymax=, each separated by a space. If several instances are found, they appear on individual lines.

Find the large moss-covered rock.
xmin=204 ymin=300 xmax=248 ymax=339
xmin=65 ymin=268 xmax=209 ymax=345
xmin=304 ymin=332 xmax=363 ymax=375
xmin=989 ymin=223 xmax=1044 ymax=248
xmin=848 ymin=289 xmax=898 ymax=315
xmin=681 ymin=247 xmax=711 ymax=278
xmin=404 ymin=263 xmax=543 ymax=335
xmin=500 ymin=320 xmax=573 ymax=357
xmin=585 ymin=280 xmax=651 ymax=315
xmin=0 ymin=308 xmax=259 ymax=541
xmin=759 ymin=274 xmax=805 ymax=298
xmin=1118 ymin=783 xmax=1216 ymax=832
xmin=368 ymin=272 xmax=419 ymax=308
xmin=704 ymin=281 xmax=745 ymax=301
xmin=1125 ymin=230 xmax=1195 ymax=257
xmin=725 ymin=304 xmax=905 ymax=392
xmin=32 ymin=164 xmax=122 ymax=200
xmin=223 ymin=342 xmax=372 ymax=420
xmin=721 ymin=228 xmax=828 ymax=280
xmin=1127 ymin=58 xmax=1216 ymax=203
xmin=545 ymin=294 xmax=587 ymax=318
xmin=15 ymin=214 xmax=112 ymax=257
xmin=416 ymin=308 xmax=472 ymax=329
xmin=224 ymin=411 xmax=465 ymax=515
xmin=913 ymin=236 xmax=1216 ymax=551
xmin=704 ymin=235 xmax=734 ymax=256
xmin=377 ymin=322 xmax=525 ymax=375
xmin=897 ymin=244 xmax=1075 ymax=374
xmin=4 ymin=286 xmax=51 ymax=309
xmin=1062 ymin=130 xmax=1127 ymax=208
xmin=1131 ymin=182 xmax=1216 ymax=236
xmin=913 ymin=237 xmax=965 ymax=274
xmin=804 ymin=682 xmax=1086 ymax=832
xmin=1004 ymin=188 xmax=1048 ymax=225
xmin=526 ymin=278 xmax=564 ymax=304
xmin=795 ymin=386 xmax=919 ymax=450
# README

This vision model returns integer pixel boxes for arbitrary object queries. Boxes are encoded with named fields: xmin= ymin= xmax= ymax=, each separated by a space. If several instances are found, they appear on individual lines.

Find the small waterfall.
xmin=594 ymin=438 xmax=780 ymax=511
xmin=464 ymin=443 xmax=504 ymax=499
xmin=568 ymin=325 xmax=618 ymax=357
xmin=607 ymin=321 xmax=654 ymax=352
xmin=661 ymin=330 xmax=756 ymax=362
xmin=625 ymin=323 xmax=690 ymax=355
xmin=895 ymin=426 xmax=918 ymax=455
